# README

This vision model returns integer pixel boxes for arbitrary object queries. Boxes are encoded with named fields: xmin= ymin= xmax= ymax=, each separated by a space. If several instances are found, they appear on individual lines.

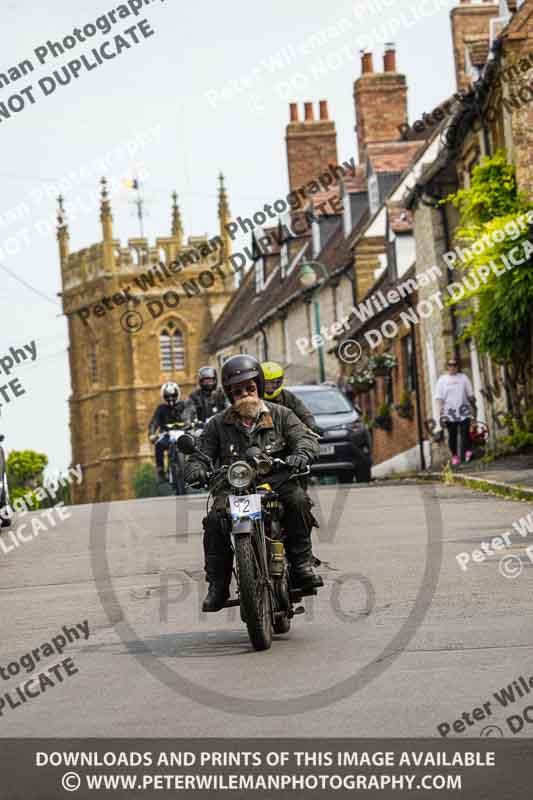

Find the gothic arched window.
xmin=160 ymin=322 xmax=185 ymax=371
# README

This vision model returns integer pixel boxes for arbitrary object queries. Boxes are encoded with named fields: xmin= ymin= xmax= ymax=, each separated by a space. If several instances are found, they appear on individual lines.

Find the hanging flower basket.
xmin=348 ymin=370 xmax=375 ymax=394
xmin=373 ymin=403 xmax=393 ymax=431
xmin=368 ymin=353 xmax=397 ymax=376
xmin=396 ymin=403 xmax=414 ymax=420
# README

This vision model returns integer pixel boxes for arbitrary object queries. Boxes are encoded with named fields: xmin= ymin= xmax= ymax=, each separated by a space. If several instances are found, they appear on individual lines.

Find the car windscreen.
xmin=290 ymin=389 xmax=353 ymax=415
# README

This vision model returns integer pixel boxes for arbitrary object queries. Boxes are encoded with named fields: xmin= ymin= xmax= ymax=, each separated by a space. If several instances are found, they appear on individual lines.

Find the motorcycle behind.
xmin=156 ymin=422 xmax=189 ymax=496
xmin=177 ymin=434 xmax=322 ymax=652
xmin=0 ymin=434 xmax=10 ymax=528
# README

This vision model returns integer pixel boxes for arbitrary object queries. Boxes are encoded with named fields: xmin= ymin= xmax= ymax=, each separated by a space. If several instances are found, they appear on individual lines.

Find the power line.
xmin=0 ymin=263 xmax=60 ymax=308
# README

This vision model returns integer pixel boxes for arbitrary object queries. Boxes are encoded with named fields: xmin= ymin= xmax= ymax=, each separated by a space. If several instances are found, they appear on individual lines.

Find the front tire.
xmin=171 ymin=450 xmax=187 ymax=495
xmin=234 ymin=535 xmax=272 ymax=651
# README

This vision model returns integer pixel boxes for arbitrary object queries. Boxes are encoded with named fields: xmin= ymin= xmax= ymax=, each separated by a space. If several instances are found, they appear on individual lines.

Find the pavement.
xmin=2 ymin=481 xmax=533 ymax=739
xmin=455 ymin=451 xmax=533 ymax=488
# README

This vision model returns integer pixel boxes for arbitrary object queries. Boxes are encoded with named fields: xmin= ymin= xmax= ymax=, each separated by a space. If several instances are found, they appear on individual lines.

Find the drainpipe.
xmin=404 ymin=297 xmax=426 ymax=472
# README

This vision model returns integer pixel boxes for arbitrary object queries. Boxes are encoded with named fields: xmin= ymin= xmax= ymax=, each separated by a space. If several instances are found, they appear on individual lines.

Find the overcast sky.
xmin=0 ymin=0 xmax=458 ymax=474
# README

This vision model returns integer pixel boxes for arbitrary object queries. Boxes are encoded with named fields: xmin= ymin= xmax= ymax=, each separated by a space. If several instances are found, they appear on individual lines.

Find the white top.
xmin=435 ymin=373 xmax=474 ymax=421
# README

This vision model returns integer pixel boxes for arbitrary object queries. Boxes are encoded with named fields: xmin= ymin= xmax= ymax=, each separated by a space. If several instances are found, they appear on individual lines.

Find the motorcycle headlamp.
xmin=227 ymin=461 xmax=254 ymax=488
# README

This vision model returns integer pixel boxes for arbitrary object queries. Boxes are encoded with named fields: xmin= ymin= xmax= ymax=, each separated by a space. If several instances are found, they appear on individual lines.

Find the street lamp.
xmin=299 ymin=261 xmax=328 ymax=383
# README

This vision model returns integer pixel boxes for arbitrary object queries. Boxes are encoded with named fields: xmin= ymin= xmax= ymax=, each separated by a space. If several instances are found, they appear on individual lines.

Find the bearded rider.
xmin=188 ymin=366 xmax=227 ymax=423
xmin=148 ymin=382 xmax=192 ymax=482
xmin=184 ymin=355 xmax=323 ymax=612
xmin=261 ymin=361 xmax=321 ymax=434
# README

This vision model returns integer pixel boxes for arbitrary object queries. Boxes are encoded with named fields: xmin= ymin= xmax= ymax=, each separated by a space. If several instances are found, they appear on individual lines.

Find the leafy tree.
xmin=6 ymin=450 xmax=48 ymax=508
xmin=444 ymin=150 xmax=533 ymax=420
xmin=132 ymin=462 xmax=160 ymax=498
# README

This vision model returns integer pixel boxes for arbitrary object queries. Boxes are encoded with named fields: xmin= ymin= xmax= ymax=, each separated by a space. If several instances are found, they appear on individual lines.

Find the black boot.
xmin=202 ymin=511 xmax=233 ymax=612
xmin=286 ymin=533 xmax=323 ymax=590
xmin=202 ymin=582 xmax=230 ymax=612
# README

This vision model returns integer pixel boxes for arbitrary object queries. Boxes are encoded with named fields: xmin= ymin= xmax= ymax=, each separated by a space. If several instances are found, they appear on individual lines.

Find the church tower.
xmin=59 ymin=179 xmax=235 ymax=503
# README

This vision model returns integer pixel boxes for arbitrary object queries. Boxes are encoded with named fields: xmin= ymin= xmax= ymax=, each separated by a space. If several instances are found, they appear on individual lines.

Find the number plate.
xmin=319 ymin=444 xmax=335 ymax=455
xmin=229 ymin=494 xmax=262 ymax=521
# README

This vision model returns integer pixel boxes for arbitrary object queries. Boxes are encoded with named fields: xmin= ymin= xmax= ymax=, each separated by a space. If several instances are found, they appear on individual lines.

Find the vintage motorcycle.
xmin=154 ymin=421 xmax=190 ymax=495
xmin=0 ymin=434 xmax=10 ymax=528
xmin=177 ymin=433 xmax=322 ymax=651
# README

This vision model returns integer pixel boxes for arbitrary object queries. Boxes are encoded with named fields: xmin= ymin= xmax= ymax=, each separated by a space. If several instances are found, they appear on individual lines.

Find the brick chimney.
xmin=451 ymin=0 xmax=500 ymax=93
xmin=285 ymin=100 xmax=338 ymax=193
xmin=353 ymin=46 xmax=408 ymax=165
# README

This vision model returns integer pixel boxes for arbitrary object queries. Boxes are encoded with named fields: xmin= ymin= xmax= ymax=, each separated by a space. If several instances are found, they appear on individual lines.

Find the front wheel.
xmin=170 ymin=450 xmax=187 ymax=495
xmin=234 ymin=535 xmax=272 ymax=651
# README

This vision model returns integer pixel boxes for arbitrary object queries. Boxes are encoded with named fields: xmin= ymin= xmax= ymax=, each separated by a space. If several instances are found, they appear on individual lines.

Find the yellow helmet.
xmin=261 ymin=361 xmax=284 ymax=400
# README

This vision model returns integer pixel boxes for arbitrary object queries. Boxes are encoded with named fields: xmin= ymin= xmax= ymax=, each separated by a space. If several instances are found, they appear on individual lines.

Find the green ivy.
xmin=444 ymin=150 xmax=533 ymax=418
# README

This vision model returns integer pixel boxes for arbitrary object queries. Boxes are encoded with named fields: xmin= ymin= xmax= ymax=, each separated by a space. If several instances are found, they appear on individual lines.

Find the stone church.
xmin=58 ymin=176 xmax=235 ymax=503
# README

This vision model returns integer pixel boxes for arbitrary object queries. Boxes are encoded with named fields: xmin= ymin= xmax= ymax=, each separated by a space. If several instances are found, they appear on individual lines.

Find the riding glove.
xmin=286 ymin=454 xmax=308 ymax=471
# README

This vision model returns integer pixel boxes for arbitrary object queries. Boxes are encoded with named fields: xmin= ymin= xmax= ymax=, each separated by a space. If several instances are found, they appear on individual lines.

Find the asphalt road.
xmin=1 ymin=481 xmax=533 ymax=738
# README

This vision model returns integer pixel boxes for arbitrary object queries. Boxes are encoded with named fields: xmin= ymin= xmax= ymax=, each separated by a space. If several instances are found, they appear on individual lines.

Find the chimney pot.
xmin=319 ymin=100 xmax=328 ymax=120
xmin=289 ymin=102 xmax=298 ymax=122
xmin=361 ymin=51 xmax=374 ymax=74
xmin=383 ymin=44 xmax=396 ymax=72
xmin=304 ymin=101 xmax=314 ymax=121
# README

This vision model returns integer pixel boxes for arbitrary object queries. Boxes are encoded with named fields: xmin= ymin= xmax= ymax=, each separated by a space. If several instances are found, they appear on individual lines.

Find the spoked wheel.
xmin=234 ymin=535 xmax=272 ymax=651
xmin=273 ymin=572 xmax=291 ymax=635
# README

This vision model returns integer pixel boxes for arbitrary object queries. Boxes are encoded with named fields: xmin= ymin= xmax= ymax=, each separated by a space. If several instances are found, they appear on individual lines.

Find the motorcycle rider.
xmin=188 ymin=366 xmax=227 ymax=423
xmin=184 ymin=355 xmax=323 ymax=612
xmin=149 ymin=382 xmax=192 ymax=482
xmin=261 ymin=361 xmax=321 ymax=434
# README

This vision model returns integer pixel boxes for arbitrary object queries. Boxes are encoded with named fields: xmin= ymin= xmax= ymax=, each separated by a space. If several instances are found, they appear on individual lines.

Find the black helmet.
xmin=221 ymin=355 xmax=265 ymax=400
xmin=198 ymin=365 xmax=217 ymax=393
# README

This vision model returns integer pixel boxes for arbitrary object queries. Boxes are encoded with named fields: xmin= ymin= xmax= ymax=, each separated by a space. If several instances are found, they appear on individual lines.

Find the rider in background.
xmin=261 ymin=361 xmax=321 ymax=434
xmin=149 ymin=382 xmax=192 ymax=481
xmin=188 ymin=366 xmax=227 ymax=423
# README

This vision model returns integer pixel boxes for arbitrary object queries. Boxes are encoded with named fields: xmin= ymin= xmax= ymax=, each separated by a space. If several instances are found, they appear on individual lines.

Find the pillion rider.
xmin=148 ymin=382 xmax=193 ymax=482
xmin=184 ymin=355 xmax=323 ymax=612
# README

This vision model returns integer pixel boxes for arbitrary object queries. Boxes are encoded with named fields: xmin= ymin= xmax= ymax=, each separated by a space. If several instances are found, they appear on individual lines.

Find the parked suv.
xmin=288 ymin=384 xmax=372 ymax=483
xmin=0 ymin=434 xmax=10 ymax=527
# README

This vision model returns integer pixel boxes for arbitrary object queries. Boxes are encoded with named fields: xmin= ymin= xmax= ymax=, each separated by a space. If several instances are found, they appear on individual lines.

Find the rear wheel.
xmin=234 ymin=535 xmax=272 ymax=651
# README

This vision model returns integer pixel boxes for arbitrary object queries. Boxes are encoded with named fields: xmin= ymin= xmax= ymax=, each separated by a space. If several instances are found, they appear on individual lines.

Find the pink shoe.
xmin=465 ymin=450 xmax=473 ymax=462
xmin=451 ymin=456 xmax=460 ymax=466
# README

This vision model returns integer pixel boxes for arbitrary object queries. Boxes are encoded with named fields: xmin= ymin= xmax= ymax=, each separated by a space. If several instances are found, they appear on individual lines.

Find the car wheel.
xmin=0 ymin=487 xmax=11 ymax=528
xmin=354 ymin=464 xmax=372 ymax=483
xmin=338 ymin=473 xmax=354 ymax=484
